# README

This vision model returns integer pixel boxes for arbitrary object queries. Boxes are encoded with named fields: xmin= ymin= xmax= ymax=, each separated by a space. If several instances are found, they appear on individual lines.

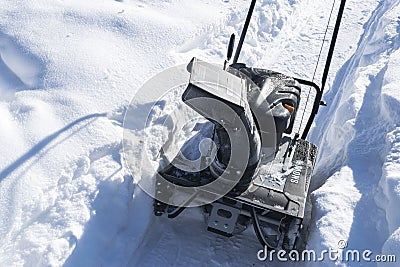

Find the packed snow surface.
xmin=0 ymin=0 xmax=399 ymax=266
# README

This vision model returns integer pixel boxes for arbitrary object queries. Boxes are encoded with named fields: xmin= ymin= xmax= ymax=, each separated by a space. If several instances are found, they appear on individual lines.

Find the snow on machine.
xmin=152 ymin=0 xmax=347 ymax=250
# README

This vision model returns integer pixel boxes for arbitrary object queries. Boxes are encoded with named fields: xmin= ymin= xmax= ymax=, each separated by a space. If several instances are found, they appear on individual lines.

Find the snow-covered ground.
xmin=0 ymin=0 xmax=399 ymax=266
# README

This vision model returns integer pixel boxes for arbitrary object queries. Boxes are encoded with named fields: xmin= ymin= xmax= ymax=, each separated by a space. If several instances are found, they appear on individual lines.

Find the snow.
xmin=0 ymin=0 xmax=399 ymax=266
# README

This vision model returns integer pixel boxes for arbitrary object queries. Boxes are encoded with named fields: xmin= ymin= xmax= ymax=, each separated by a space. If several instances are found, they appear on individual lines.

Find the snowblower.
xmin=153 ymin=0 xmax=347 ymax=250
